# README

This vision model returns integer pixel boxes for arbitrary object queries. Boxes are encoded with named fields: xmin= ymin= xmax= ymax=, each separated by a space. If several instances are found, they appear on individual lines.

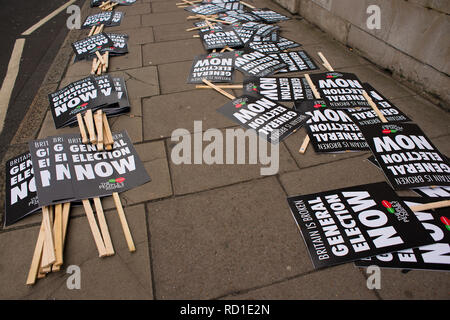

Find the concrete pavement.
xmin=0 ymin=0 xmax=449 ymax=299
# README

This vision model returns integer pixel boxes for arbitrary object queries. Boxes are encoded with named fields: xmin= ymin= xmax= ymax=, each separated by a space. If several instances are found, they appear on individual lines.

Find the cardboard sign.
xmin=271 ymin=51 xmax=318 ymax=73
xmin=113 ymin=77 xmax=131 ymax=109
xmin=29 ymin=136 xmax=77 ymax=207
xmin=241 ymin=22 xmax=279 ymax=37
xmin=231 ymin=23 xmax=256 ymax=44
xmin=65 ymin=131 xmax=150 ymax=199
xmin=72 ymin=33 xmax=114 ymax=61
xmin=110 ymin=11 xmax=125 ymax=27
xmin=185 ymin=4 xmax=227 ymax=15
xmin=104 ymin=33 xmax=129 ymax=55
xmin=300 ymin=104 xmax=369 ymax=153
xmin=217 ymin=95 xmax=310 ymax=143
xmin=91 ymin=0 xmax=135 ymax=6
xmin=215 ymin=2 xmax=244 ymax=10
xmin=4 ymin=152 xmax=40 ymax=226
xmin=251 ymin=8 xmax=290 ymax=23
xmin=81 ymin=11 xmax=114 ymax=29
xmin=414 ymin=186 xmax=450 ymax=198
xmin=246 ymin=41 xmax=282 ymax=54
xmin=360 ymin=123 xmax=450 ymax=190
xmin=199 ymin=27 xmax=244 ymax=50
xmin=187 ymin=52 xmax=235 ymax=84
xmin=243 ymin=77 xmax=314 ymax=102
xmin=287 ymin=182 xmax=435 ymax=269
xmin=276 ymin=37 xmax=301 ymax=51
xmin=345 ymin=83 xmax=411 ymax=126
xmin=220 ymin=11 xmax=262 ymax=23
xmin=234 ymin=49 xmax=286 ymax=77
xmin=355 ymin=197 xmax=450 ymax=271
xmin=309 ymin=72 xmax=370 ymax=108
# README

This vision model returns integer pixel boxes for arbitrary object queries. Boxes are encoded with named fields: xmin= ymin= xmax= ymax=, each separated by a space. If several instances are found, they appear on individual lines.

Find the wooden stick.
xmin=102 ymin=112 xmax=114 ymax=150
xmin=26 ymin=219 xmax=46 ymax=285
xmin=299 ymin=135 xmax=310 ymax=154
xmin=99 ymin=1 xmax=111 ymax=9
xmin=53 ymin=204 xmax=63 ymax=267
xmin=113 ymin=193 xmax=136 ymax=252
xmin=95 ymin=51 xmax=105 ymax=65
xmin=301 ymin=74 xmax=322 ymax=154
xmin=240 ymin=1 xmax=256 ymax=9
xmin=102 ymin=51 xmax=109 ymax=72
xmin=318 ymin=52 xmax=334 ymax=71
xmin=95 ymin=24 xmax=104 ymax=35
xmin=93 ymin=197 xmax=115 ymax=256
xmin=94 ymin=110 xmax=104 ymax=151
xmin=362 ymin=90 xmax=388 ymax=123
xmin=205 ymin=18 xmax=233 ymax=25
xmin=77 ymin=113 xmax=89 ymax=144
xmin=196 ymin=84 xmax=243 ymax=89
xmin=52 ymin=202 xmax=71 ymax=272
xmin=41 ymin=206 xmax=56 ymax=268
xmin=84 ymin=109 xmax=97 ymax=144
xmin=82 ymin=199 xmax=108 ymax=257
xmin=410 ymin=200 xmax=450 ymax=212
xmin=202 ymin=79 xmax=236 ymax=100
xmin=88 ymin=26 xmax=96 ymax=37
xmin=186 ymin=26 xmax=203 ymax=32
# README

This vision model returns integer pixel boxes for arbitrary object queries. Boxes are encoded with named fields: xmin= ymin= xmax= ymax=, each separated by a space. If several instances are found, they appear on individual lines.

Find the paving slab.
xmin=158 ymin=60 xmax=196 ymax=95
xmin=106 ymin=13 xmax=142 ymax=32
xmin=141 ymin=11 xmax=190 ymax=27
xmin=147 ymin=177 xmax=313 ymax=299
xmin=142 ymin=38 xmax=205 ymax=66
xmin=0 ymin=204 xmax=153 ymax=299
xmin=109 ymin=44 xmax=143 ymax=72
xmin=153 ymin=22 xmax=200 ymax=42
xmin=110 ymin=66 xmax=160 ymax=99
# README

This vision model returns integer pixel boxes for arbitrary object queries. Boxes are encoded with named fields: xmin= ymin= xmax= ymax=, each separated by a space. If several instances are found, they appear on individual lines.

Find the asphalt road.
xmin=0 ymin=0 xmax=83 ymax=161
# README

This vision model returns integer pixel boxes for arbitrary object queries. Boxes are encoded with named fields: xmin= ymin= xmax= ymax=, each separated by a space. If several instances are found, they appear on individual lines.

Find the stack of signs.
xmin=356 ymin=197 xmax=450 ymax=271
xmin=345 ymin=83 xmax=411 ymax=127
xmin=234 ymin=49 xmax=286 ymax=77
xmin=72 ymin=33 xmax=114 ymax=61
xmin=28 ymin=131 xmax=150 ymax=206
xmin=81 ymin=11 xmax=124 ymax=29
xmin=75 ymin=33 xmax=129 ymax=61
xmin=270 ymin=51 xmax=318 ymax=73
xmin=199 ymin=27 xmax=243 ymax=50
xmin=49 ymin=75 xmax=129 ymax=128
xmin=185 ymin=4 xmax=227 ymax=15
xmin=217 ymin=95 xmax=310 ymax=143
xmin=193 ymin=21 xmax=224 ymax=32
xmin=4 ymin=152 xmax=40 ymax=226
xmin=276 ymin=37 xmax=301 ymax=51
xmin=246 ymin=40 xmax=283 ymax=54
xmin=91 ymin=0 xmax=136 ymax=6
xmin=243 ymin=77 xmax=314 ymax=102
xmin=251 ymin=8 xmax=290 ymax=23
xmin=211 ymin=0 xmax=244 ymax=11
xmin=241 ymin=22 xmax=279 ymax=37
xmin=287 ymin=182 xmax=435 ymax=269
xmin=187 ymin=52 xmax=236 ymax=84
xmin=295 ymin=100 xmax=369 ymax=153
xmin=360 ymin=123 xmax=450 ymax=190
xmin=219 ymin=11 xmax=262 ymax=23
xmin=231 ymin=23 xmax=257 ymax=44
xmin=308 ymin=72 xmax=370 ymax=109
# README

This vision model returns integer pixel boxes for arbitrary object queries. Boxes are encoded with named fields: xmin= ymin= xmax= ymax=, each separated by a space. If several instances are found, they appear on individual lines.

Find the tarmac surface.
xmin=0 ymin=0 xmax=449 ymax=299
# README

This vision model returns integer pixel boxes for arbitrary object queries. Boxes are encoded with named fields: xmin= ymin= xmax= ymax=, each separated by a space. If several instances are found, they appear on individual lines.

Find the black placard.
xmin=287 ymin=182 xmax=435 ymax=269
xmin=4 ymin=152 xmax=40 ymax=226
xmin=246 ymin=41 xmax=282 ymax=54
xmin=309 ymin=72 xmax=370 ymax=108
xmin=302 ymin=104 xmax=369 ymax=153
xmin=276 ymin=37 xmax=301 ymax=51
xmin=217 ymin=95 xmax=310 ymax=143
xmin=251 ymin=8 xmax=290 ymax=23
xmin=65 ymin=131 xmax=150 ymax=199
xmin=185 ymin=4 xmax=227 ymax=15
xmin=243 ymin=77 xmax=313 ymax=102
xmin=355 ymin=197 xmax=450 ymax=271
xmin=271 ymin=51 xmax=318 ymax=73
xmin=414 ymin=186 xmax=450 ymax=198
xmin=105 ymin=33 xmax=129 ymax=55
xmin=71 ymin=33 xmax=114 ymax=61
xmin=231 ymin=23 xmax=256 ymax=44
xmin=234 ymin=49 xmax=286 ymax=77
xmin=187 ymin=52 xmax=235 ymax=84
xmin=241 ymin=22 xmax=279 ymax=37
xmin=345 ymin=83 xmax=411 ymax=126
xmin=81 ymin=11 xmax=114 ymax=29
xmin=199 ymin=27 xmax=244 ymax=50
xmin=360 ymin=123 xmax=450 ymax=190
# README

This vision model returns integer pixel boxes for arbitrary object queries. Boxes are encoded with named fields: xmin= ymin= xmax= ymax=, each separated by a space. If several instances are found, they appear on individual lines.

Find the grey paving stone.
xmin=142 ymin=38 xmax=205 ymax=65
xmin=147 ymin=177 xmax=313 ymax=299
xmin=109 ymin=45 xmax=143 ymax=72
xmin=153 ymin=22 xmax=199 ymax=42
xmin=158 ymin=60 xmax=195 ymax=94
xmin=110 ymin=66 xmax=160 ymax=99
xmin=141 ymin=11 xmax=190 ymax=27
xmin=0 ymin=204 xmax=153 ymax=299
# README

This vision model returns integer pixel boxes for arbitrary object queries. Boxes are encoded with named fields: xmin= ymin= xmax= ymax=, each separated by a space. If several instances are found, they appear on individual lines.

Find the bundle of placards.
xmin=91 ymin=0 xmax=136 ymax=9
xmin=4 ymin=131 xmax=150 ymax=285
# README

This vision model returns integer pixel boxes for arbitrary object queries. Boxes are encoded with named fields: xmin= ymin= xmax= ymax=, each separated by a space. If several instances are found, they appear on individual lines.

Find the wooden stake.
xmin=88 ymin=26 xmax=96 ymax=37
xmin=102 ymin=112 xmax=114 ymax=150
xmin=205 ymin=18 xmax=233 ymax=25
xmin=301 ymin=74 xmax=322 ymax=154
xmin=202 ymin=79 xmax=236 ymax=100
xmin=240 ymin=1 xmax=256 ymax=9
xmin=77 ymin=113 xmax=89 ymax=144
xmin=53 ymin=204 xmax=64 ymax=267
xmin=93 ymin=197 xmax=115 ymax=256
xmin=94 ymin=110 xmax=104 ymax=151
xmin=299 ymin=135 xmax=310 ymax=154
xmin=95 ymin=51 xmax=105 ymax=65
xmin=410 ymin=200 xmax=450 ymax=212
xmin=112 ymin=193 xmax=136 ymax=252
xmin=363 ymin=90 xmax=388 ymax=123
xmin=82 ymin=199 xmax=108 ymax=257
xmin=52 ymin=202 xmax=71 ymax=272
xmin=84 ymin=109 xmax=97 ymax=144
xmin=26 ymin=219 xmax=46 ymax=285
xmin=102 ymin=51 xmax=109 ymax=73
xmin=318 ymin=52 xmax=334 ymax=71
xmin=41 ymin=206 xmax=56 ymax=268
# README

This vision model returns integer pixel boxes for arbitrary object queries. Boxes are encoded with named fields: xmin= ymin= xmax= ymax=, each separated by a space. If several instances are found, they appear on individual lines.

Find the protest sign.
xmin=241 ymin=22 xmax=279 ymax=37
xmin=243 ymin=77 xmax=314 ymax=102
xmin=308 ymin=72 xmax=370 ymax=108
xmin=276 ymin=37 xmax=301 ymax=51
xmin=234 ymin=49 xmax=286 ymax=77
xmin=355 ymin=197 xmax=450 ymax=271
xmin=105 ymin=33 xmax=129 ymax=55
xmin=217 ymin=95 xmax=310 ymax=143
xmin=187 ymin=52 xmax=235 ymax=83
xmin=246 ymin=41 xmax=282 ymax=54
xmin=109 ymin=11 xmax=124 ymax=27
xmin=4 ymin=152 xmax=40 ymax=226
xmin=72 ymin=33 xmax=114 ymax=61
xmin=81 ymin=12 xmax=114 ymax=29
xmin=251 ymin=8 xmax=290 ymax=23
xmin=360 ymin=123 xmax=450 ymax=190
xmin=287 ymin=182 xmax=435 ymax=269
xmin=185 ymin=4 xmax=227 ymax=15
xmin=199 ymin=27 xmax=244 ymax=50
xmin=271 ymin=51 xmax=318 ymax=73
xmin=414 ymin=186 xmax=450 ymax=198
xmin=231 ymin=23 xmax=256 ymax=44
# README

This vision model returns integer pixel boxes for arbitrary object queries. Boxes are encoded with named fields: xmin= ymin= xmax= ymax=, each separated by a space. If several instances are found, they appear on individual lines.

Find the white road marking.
xmin=22 ymin=0 xmax=77 ymax=36
xmin=0 ymin=38 xmax=26 ymax=133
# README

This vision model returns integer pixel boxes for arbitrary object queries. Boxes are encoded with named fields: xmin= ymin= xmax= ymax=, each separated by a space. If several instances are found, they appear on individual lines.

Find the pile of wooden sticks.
xmin=99 ymin=1 xmax=118 ymax=11
xmin=88 ymin=24 xmax=110 ymax=76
